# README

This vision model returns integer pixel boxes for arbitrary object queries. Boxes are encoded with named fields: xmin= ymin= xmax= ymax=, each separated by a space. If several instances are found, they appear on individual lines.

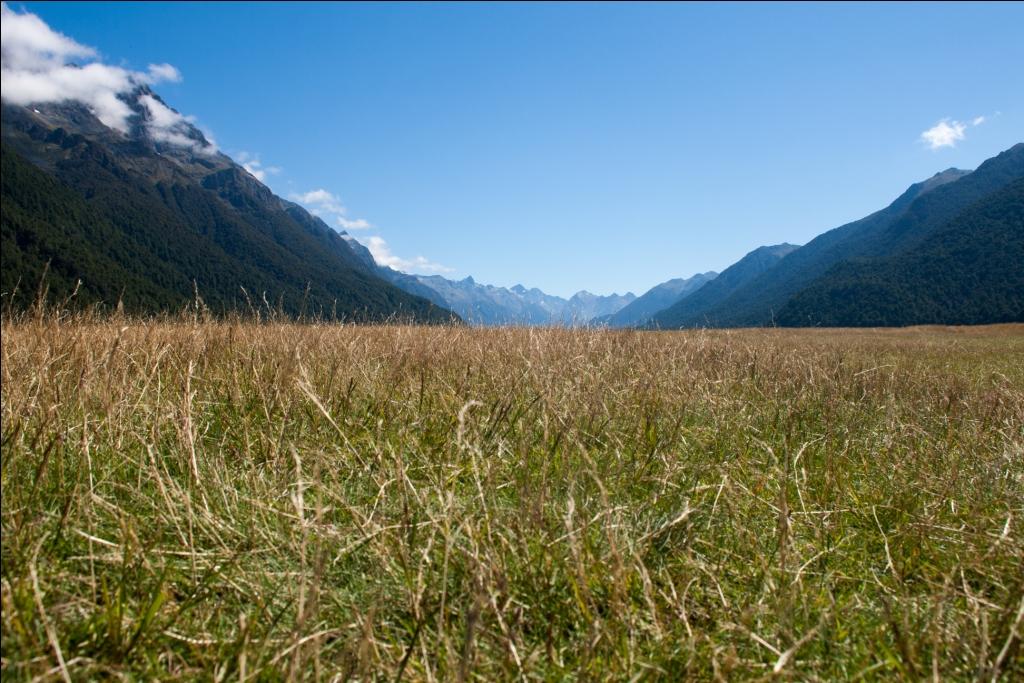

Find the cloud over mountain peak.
xmin=0 ymin=2 xmax=211 ymax=152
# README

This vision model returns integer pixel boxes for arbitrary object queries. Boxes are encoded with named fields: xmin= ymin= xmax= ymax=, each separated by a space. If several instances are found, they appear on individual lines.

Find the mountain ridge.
xmin=651 ymin=244 xmax=800 ymax=328
xmin=1 ymin=97 xmax=458 ymax=323
xmin=652 ymin=145 xmax=1023 ymax=329
xmin=379 ymin=267 xmax=637 ymax=326
xmin=597 ymin=271 xmax=719 ymax=328
xmin=777 ymin=176 xmax=1024 ymax=326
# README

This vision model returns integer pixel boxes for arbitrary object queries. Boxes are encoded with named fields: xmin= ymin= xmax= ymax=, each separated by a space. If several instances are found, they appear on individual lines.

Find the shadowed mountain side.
xmin=654 ymin=173 xmax=972 ymax=328
xmin=777 ymin=178 xmax=1024 ymax=326
xmin=651 ymin=244 xmax=799 ymax=328
xmin=659 ymin=145 xmax=1024 ymax=328
xmin=1 ymin=100 xmax=458 ymax=323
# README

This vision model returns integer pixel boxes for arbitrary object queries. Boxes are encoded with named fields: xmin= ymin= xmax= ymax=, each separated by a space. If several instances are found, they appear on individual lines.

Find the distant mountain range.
xmin=2 ymin=76 xmax=1020 ymax=327
xmin=595 ymin=271 xmax=718 ymax=328
xmin=330 ymin=234 xmax=636 ymax=325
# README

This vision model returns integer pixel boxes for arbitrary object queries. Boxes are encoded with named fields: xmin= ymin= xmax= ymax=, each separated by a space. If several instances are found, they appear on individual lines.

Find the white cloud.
xmin=337 ymin=216 xmax=372 ymax=230
xmin=360 ymin=236 xmax=453 ymax=274
xmin=0 ymin=2 xmax=94 ymax=72
xmin=235 ymin=151 xmax=280 ymax=182
xmin=137 ymin=93 xmax=216 ymax=153
xmin=290 ymin=187 xmax=375 ymax=232
xmin=290 ymin=189 xmax=435 ymax=269
xmin=144 ymin=62 xmax=181 ymax=84
xmin=920 ymin=114 xmax=991 ymax=150
xmin=290 ymin=189 xmax=445 ymax=271
xmin=0 ymin=2 xmax=213 ymax=152
xmin=198 ymin=127 xmax=219 ymax=153
xmin=290 ymin=188 xmax=347 ymax=215
xmin=920 ymin=119 xmax=966 ymax=150
xmin=3 ymin=57 xmax=137 ymax=131
xmin=288 ymin=187 xmax=371 ymax=228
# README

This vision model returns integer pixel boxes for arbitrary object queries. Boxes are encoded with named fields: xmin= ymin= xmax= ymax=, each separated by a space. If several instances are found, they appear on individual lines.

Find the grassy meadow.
xmin=1 ymin=317 xmax=1022 ymax=681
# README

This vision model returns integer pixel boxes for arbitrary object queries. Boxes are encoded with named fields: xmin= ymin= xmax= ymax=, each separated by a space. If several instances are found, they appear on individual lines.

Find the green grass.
xmin=2 ymin=318 xmax=1022 ymax=680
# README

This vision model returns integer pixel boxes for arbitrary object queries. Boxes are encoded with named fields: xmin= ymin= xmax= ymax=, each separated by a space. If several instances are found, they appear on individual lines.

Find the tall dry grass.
xmin=2 ymin=314 xmax=1022 ymax=680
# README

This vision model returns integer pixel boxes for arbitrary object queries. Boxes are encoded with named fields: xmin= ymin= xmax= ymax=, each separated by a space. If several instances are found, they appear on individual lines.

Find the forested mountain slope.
xmin=778 ymin=178 xmax=1024 ymax=326
xmin=1 ymin=100 xmax=456 ymax=322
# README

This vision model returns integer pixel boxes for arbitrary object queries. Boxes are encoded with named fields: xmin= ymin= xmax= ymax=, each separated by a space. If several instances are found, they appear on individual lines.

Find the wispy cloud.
xmin=138 ymin=93 xmax=216 ymax=153
xmin=289 ymin=188 xmax=373 ymax=231
xmin=290 ymin=188 xmax=447 ymax=272
xmin=0 ymin=2 xmax=214 ymax=152
xmin=142 ymin=63 xmax=181 ymax=84
xmin=337 ymin=217 xmax=372 ymax=231
xmin=236 ymin=151 xmax=281 ymax=182
xmin=920 ymin=115 xmax=988 ymax=150
xmin=290 ymin=188 xmax=347 ymax=215
xmin=360 ymin=236 xmax=453 ymax=274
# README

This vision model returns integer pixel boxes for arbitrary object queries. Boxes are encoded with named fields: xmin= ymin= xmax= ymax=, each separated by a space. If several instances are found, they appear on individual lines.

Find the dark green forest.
xmin=655 ymin=145 xmax=1023 ymax=328
xmin=778 ymin=179 xmax=1024 ymax=326
xmin=1 ymin=135 xmax=455 ymax=323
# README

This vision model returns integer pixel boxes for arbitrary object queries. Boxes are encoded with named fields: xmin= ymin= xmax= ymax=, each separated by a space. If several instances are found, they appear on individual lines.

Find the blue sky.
xmin=12 ymin=2 xmax=1024 ymax=297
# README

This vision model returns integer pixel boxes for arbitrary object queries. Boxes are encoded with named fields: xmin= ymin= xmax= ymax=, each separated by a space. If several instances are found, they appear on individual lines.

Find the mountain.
xmin=655 ymin=169 xmax=978 ymax=328
xmin=321 ymin=228 xmax=634 ymax=325
xmin=391 ymin=275 xmax=560 ymax=325
xmin=509 ymin=284 xmax=583 ymax=322
xmin=651 ymin=244 xmax=799 ymax=328
xmin=384 ymin=273 xmax=635 ymax=326
xmin=777 ymin=177 xmax=1024 ymax=326
xmin=0 ymin=94 xmax=457 ymax=323
xmin=564 ymin=290 xmax=637 ymax=323
xmin=654 ymin=144 xmax=1023 ymax=329
xmin=597 ymin=271 xmax=718 ymax=328
xmin=294 ymin=218 xmax=637 ymax=326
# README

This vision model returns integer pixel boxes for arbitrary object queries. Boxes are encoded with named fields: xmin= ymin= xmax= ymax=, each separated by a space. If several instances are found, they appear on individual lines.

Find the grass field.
xmin=2 ymin=317 xmax=1022 ymax=681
